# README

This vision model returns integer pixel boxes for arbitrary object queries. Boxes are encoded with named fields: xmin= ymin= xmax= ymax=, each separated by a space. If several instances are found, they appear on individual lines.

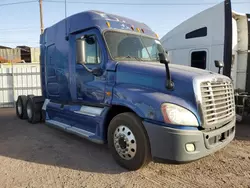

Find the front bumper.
xmin=143 ymin=118 xmax=236 ymax=162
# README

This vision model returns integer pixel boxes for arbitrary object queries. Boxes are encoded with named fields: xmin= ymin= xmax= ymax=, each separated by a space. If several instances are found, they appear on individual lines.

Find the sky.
xmin=0 ymin=0 xmax=249 ymax=48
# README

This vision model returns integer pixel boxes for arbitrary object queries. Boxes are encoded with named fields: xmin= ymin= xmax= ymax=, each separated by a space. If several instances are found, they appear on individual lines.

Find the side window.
xmin=185 ymin=27 xmax=207 ymax=39
xmin=85 ymin=36 xmax=101 ymax=64
xmin=191 ymin=51 xmax=207 ymax=69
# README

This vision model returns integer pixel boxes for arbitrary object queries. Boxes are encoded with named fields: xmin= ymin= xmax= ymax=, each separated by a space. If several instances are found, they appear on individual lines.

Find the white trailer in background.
xmin=161 ymin=0 xmax=250 ymax=121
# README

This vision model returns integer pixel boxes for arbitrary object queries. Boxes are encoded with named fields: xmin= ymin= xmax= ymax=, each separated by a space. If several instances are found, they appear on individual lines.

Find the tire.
xmin=26 ymin=96 xmax=44 ymax=124
xmin=16 ymin=95 xmax=28 ymax=119
xmin=41 ymin=109 xmax=46 ymax=122
xmin=27 ymin=94 xmax=35 ymax=99
xmin=108 ymin=112 xmax=151 ymax=170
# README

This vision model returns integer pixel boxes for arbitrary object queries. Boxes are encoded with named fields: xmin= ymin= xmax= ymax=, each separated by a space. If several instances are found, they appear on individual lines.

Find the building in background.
xmin=0 ymin=45 xmax=12 ymax=49
xmin=0 ymin=47 xmax=21 ymax=63
xmin=0 ymin=45 xmax=40 ymax=63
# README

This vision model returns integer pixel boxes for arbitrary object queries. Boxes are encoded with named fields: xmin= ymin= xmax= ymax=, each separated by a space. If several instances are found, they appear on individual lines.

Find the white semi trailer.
xmin=161 ymin=0 xmax=250 ymax=122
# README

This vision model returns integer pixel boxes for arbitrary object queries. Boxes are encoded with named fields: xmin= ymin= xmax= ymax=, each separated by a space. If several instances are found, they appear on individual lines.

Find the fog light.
xmin=185 ymin=143 xmax=195 ymax=152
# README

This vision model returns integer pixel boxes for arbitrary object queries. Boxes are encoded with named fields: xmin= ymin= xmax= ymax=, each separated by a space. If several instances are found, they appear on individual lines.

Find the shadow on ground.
xmin=0 ymin=108 xmax=126 ymax=174
xmin=0 ymin=108 xmax=249 ymax=174
xmin=235 ymin=116 xmax=250 ymax=141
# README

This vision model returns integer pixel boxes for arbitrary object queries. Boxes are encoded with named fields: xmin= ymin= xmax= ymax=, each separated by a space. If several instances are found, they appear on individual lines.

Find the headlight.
xmin=161 ymin=103 xmax=199 ymax=126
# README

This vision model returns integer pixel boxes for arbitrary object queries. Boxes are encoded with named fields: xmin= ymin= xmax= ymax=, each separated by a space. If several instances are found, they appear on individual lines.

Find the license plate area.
xmin=203 ymin=126 xmax=235 ymax=149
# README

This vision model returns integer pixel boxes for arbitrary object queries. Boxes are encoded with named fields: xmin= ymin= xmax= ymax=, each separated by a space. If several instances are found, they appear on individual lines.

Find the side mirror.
xmin=76 ymin=39 xmax=86 ymax=65
xmin=158 ymin=53 xmax=169 ymax=64
xmin=214 ymin=60 xmax=224 ymax=68
xmin=85 ymin=36 xmax=96 ymax=45
xmin=214 ymin=60 xmax=224 ymax=74
xmin=158 ymin=53 xmax=174 ymax=90
xmin=76 ymin=36 xmax=103 ymax=77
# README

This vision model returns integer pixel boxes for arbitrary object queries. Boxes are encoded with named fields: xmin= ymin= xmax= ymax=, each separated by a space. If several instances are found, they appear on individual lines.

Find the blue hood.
xmin=115 ymin=61 xmax=214 ymax=100
xmin=111 ymin=61 xmax=219 ymax=125
xmin=114 ymin=61 xmax=217 ymax=123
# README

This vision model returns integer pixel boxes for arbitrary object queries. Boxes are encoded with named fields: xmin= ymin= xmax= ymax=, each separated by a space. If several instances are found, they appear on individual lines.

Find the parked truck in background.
xmin=16 ymin=10 xmax=236 ymax=170
xmin=161 ymin=0 xmax=250 ymax=122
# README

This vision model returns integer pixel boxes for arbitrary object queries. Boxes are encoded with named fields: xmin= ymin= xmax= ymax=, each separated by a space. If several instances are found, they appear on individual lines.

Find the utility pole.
xmin=39 ymin=0 xmax=44 ymax=34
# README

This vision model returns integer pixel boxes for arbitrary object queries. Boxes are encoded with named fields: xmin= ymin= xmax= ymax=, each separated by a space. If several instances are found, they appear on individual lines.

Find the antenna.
xmin=65 ymin=0 xmax=69 ymax=40
xmin=39 ymin=0 xmax=44 ymax=34
xmin=65 ymin=0 xmax=67 ymax=19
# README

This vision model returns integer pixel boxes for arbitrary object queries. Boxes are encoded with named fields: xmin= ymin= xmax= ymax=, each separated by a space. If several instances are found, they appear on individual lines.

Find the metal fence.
xmin=0 ymin=63 xmax=41 ymax=108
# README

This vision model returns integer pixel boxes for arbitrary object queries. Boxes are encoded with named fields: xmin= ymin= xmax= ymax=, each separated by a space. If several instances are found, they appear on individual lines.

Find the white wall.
xmin=0 ymin=63 xmax=41 ymax=108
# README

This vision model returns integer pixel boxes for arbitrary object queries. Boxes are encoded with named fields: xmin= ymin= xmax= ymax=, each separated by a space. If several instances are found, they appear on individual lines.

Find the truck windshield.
xmin=104 ymin=31 xmax=165 ymax=62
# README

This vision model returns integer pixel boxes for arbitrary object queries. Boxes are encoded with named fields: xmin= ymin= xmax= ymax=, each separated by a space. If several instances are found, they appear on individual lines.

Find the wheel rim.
xmin=17 ymin=100 xmax=22 ymax=115
xmin=27 ymin=102 xmax=32 ymax=119
xmin=114 ymin=125 xmax=137 ymax=160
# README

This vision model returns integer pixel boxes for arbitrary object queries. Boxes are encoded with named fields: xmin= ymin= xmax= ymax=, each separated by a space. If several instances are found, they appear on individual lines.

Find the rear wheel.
xmin=16 ymin=95 xmax=28 ymax=119
xmin=27 ymin=94 xmax=34 ymax=99
xmin=26 ymin=96 xmax=44 ymax=124
xmin=108 ymin=112 xmax=151 ymax=170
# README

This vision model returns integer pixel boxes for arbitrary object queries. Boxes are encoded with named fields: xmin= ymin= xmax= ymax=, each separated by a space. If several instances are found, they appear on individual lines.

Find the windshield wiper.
xmin=126 ymin=55 xmax=141 ymax=61
xmin=116 ymin=55 xmax=141 ymax=61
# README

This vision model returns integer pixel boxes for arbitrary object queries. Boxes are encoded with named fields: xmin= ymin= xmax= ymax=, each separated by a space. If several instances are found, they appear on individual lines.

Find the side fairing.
xmin=40 ymin=22 xmax=71 ymax=101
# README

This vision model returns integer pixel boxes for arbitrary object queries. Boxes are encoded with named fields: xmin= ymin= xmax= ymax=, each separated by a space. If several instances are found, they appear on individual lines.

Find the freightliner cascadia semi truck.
xmin=16 ymin=11 xmax=236 ymax=170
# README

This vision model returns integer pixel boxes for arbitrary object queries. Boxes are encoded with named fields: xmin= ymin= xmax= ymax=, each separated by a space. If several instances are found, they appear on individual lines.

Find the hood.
xmin=115 ymin=61 xmax=217 ymax=108
xmin=117 ymin=61 xmax=214 ymax=79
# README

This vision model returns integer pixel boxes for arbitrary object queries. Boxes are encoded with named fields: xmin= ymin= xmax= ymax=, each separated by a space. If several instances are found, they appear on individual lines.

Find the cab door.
xmin=58 ymin=28 xmax=108 ymax=133
xmin=72 ymin=28 xmax=107 ymax=104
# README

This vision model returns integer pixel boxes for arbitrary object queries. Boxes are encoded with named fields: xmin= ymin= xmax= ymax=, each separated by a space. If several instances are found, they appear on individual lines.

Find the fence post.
xmin=11 ymin=63 xmax=15 ymax=108
xmin=0 ymin=68 xmax=2 ymax=108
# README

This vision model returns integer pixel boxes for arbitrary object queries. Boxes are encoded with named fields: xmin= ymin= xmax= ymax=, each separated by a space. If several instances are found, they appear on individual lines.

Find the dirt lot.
xmin=0 ymin=108 xmax=249 ymax=188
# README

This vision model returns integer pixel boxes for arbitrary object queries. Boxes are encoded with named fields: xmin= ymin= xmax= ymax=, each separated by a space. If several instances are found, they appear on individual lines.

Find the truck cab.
xmin=16 ymin=10 xmax=236 ymax=170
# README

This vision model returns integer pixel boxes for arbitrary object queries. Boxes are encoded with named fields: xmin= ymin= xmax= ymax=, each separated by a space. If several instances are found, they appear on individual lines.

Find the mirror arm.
xmin=78 ymin=62 xmax=103 ymax=77
xmin=79 ymin=62 xmax=93 ymax=73
xmin=164 ymin=63 xmax=174 ymax=90
xmin=158 ymin=53 xmax=174 ymax=90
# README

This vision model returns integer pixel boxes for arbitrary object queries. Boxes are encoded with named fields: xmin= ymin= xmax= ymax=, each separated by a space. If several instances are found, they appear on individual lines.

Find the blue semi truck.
xmin=16 ymin=11 xmax=236 ymax=170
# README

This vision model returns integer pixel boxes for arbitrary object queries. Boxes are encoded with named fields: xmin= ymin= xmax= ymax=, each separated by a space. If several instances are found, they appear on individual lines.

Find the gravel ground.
xmin=0 ymin=108 xmax=249 ymax=188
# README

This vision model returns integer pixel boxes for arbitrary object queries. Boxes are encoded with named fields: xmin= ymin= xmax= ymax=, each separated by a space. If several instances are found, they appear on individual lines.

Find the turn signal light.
xmin=106 ymin=21 xmax=111 ymax=28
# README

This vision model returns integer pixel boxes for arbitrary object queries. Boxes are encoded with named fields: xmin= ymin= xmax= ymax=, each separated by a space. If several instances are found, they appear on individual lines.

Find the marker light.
xmin=131 ymin=26 xmax=134 ymax=31
xmin=136 ymin=28 xmax=140 ymax=32
xmin=105 ymin=91 xmax=112 ymax=96
xmin=155 ymin=33 xmax=159 ymax=38
xmin=106 ymin=21 xmax=111 ymax=28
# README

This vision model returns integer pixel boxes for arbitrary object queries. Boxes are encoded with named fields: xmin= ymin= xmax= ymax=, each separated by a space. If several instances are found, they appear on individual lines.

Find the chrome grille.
xmin=200 ymin=81 xmax=235 ymax=127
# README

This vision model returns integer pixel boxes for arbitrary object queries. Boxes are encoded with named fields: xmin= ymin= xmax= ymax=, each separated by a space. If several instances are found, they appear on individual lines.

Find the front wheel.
xmin=108 ymin=112 xmax=151 ymax=170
